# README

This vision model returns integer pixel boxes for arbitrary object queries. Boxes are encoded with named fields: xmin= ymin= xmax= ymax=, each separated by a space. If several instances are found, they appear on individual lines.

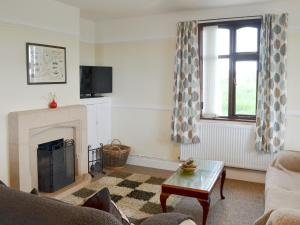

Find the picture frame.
xmin=26 ymin=43 xmax=67 ymax=84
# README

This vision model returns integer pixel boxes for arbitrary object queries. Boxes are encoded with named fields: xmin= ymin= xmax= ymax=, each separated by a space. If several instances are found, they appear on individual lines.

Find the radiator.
xmin=180 ymin=122 xmax=274 ymax=171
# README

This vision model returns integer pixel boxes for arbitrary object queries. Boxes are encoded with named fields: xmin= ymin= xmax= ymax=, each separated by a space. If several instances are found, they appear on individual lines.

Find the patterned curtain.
xmin=171 ymin=21 xmax=201 ymax=144
xmin=256 ymin=13 xmax=288 ymax=153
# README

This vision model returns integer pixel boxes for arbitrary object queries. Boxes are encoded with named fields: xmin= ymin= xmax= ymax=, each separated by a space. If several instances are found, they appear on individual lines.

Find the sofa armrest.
xmin=266 ymin=208 xmax=300 ymax=225
xmin=253 ymin=210 xmax=274 ymax=225
xmin=0 ymin=185 xmax=122 ymax=225
xmin=271 ymin=150 xmax=300 ymax=172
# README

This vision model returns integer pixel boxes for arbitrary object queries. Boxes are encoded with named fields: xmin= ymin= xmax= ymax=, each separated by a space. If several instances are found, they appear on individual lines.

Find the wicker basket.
xmin=103 ymin=139 xmax=131 ymax=168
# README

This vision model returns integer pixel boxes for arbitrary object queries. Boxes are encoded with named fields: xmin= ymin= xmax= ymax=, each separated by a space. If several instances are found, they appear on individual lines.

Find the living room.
xmin=0 ymin=0 xmax=300 ymax=225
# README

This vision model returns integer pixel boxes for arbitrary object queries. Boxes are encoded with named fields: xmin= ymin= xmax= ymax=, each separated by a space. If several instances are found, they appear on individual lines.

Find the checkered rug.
xmin=62 ymin=172 xmax=180 ymax=224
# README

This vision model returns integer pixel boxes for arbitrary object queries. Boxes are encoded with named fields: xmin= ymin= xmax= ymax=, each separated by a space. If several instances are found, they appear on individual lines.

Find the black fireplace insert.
xmin=37 ymin=139 xmax=75 ymax=193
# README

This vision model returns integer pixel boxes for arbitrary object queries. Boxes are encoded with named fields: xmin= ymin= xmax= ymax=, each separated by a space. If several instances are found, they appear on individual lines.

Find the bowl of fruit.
xmin=180 ymin=158 xmax=197 ymax=174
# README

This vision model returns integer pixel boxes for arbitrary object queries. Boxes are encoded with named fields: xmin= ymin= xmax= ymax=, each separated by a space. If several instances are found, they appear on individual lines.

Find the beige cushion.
xmin=253 ymin=211 xmax=274 ymax=225
xmin=271 ymin=150 xmax=300 ymax=173
xmin=266 ymin=166 xmax=300 ymax=192
xmin=266 ymin=208 xmax=300 ymax=225
xmin=179 ymin=219 xmax=197 ymax=225
xmin=265 ymin=187 xmax=300 ymax=213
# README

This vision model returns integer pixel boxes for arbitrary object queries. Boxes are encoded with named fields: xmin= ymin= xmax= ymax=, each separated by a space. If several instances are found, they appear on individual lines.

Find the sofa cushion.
xmin=83 ymin=187 xmax=111 ymax=213
xmin=254 ymin=208 xmax=300 ymax=225
xmin=266 ymin=166 xmax=300 ymax=192
xmin=82 ymin=187 xmax=131 ymax=225
xmin=266 ymin=208 xmax=300 ymax=225
xmin=271 ymin=150 xmax=300 ymax=173
xmin=110 ymin=201 xmax=131 ymax=225
xmin=0 ymin=185 xmax=122 ymax=225
xmin=265 ymin=186 xmax=300 ymax=213
xmin=140 ymin=213 xmax=194 ymax=225
xmin=253 ymin=210 xmax=274 ymax=225
xmin=180 ymin=219 xmax=197 ymax=225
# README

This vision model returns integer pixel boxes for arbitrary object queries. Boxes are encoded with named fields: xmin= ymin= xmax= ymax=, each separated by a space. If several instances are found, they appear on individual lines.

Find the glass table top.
xmin=163 ymin=160 xmax=224 ymax=192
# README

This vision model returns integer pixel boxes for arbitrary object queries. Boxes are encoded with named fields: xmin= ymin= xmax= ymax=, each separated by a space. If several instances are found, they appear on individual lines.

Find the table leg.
xmin=160 ymin=193 xmax=170 ymax=212
xmin=220 ymin=169 xmax=226 ymax=200
xmin=198 ymin=197 xmax=210 ymax=225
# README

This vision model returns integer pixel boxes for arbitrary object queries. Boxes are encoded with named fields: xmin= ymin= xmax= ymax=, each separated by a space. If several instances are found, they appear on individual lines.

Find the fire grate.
xmin=37 ymin=139 xmax=75 ymax=193
xmin=88 ymin=143 xmax=105 ymax=177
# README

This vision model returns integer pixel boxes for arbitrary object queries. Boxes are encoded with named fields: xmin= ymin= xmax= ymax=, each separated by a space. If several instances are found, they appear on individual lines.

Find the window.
xmin=199 ymin=19 xmax=261 ymax=121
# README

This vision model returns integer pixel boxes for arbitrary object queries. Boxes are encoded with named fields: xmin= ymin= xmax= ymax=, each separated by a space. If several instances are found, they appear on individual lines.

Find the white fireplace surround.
xmin=8 ymin=105 xmax=88 ymax=192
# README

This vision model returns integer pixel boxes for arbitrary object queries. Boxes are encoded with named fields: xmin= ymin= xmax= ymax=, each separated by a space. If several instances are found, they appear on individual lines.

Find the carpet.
xmin=62 ymin=171 xmax=265 ymax=225
xmin=173 ymin=179 xmax=265 ymax=225
xmin=62 ymin=172 xmax=180 ymax=224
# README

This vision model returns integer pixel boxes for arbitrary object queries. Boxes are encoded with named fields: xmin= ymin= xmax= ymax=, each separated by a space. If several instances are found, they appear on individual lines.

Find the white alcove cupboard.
xmin=80 ymin=97 xmax=112 ymax=149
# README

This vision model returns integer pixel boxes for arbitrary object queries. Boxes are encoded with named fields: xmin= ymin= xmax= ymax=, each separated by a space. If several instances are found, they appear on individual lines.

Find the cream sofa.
xmin=254 ymin=150 xmax=300 ymax=225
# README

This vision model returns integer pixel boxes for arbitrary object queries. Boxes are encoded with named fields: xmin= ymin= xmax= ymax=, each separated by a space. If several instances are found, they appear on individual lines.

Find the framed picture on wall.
xmin=26 ymin=43 xmax=67 ymax=84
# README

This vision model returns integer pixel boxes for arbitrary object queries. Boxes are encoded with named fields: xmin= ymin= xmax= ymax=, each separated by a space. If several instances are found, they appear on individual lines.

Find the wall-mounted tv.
xmin=80 ymin=66 xmax=112 ymax=98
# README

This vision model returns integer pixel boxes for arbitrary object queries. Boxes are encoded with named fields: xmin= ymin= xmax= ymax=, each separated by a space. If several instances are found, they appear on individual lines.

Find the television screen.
xmin=80 ymin=66 xmax=112 ymax=97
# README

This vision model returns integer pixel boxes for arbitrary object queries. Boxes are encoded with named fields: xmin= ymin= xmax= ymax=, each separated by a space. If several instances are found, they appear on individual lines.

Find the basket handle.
xmin=111 ymin=139 xmax=122 ymax=146
xmin=109 ymin=139 xmax=122 ymax=151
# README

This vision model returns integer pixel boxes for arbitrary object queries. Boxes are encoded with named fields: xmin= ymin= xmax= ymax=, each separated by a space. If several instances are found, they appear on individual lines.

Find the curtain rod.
xmin=197 ymin=15 xmax=262 ymax=23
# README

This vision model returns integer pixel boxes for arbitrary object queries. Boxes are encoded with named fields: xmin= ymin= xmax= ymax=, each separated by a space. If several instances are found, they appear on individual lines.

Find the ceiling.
xmin=57 ymin=0 xmax=273 ymax=21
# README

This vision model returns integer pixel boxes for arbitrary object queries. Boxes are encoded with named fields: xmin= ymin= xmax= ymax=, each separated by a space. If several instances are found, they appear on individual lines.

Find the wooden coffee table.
xmin=160 ymin=160 xmax=226 ymax=225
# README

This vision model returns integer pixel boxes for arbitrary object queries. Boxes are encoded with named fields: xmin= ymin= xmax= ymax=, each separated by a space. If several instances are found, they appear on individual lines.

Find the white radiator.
xmin=180 ymin=122 xmax=274 ymax=171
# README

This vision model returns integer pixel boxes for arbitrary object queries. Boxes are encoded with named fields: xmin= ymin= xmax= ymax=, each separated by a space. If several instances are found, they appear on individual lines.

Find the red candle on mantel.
xmin=49 ymin=99 xmax=57 ymax=109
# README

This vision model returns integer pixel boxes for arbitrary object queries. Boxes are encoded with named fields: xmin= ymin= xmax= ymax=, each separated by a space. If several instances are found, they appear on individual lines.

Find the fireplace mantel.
xmin=8 ymin=105 xmax=88 ymax=192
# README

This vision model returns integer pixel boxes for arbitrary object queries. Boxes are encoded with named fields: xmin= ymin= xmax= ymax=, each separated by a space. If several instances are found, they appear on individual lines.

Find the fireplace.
xmin=37 ymin=139 xmax=75 ymax=193
xmin=8 ymin=105 xmax=90 ymax=196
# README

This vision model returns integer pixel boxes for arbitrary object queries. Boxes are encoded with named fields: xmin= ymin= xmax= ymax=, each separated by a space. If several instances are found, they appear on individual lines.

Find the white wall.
xmin=80 ymin=18 xmax=96 ymax=44
xmin=95 ymin=0 xmax=300 ymax=43
xmin=96 ymin=39 xmax=179 ymax=161
xmin=95 ymin=0 xmax=300 ymax=166
xmin=0 ymin=0 xmax=79 ymax=36
xmin=80 ymin=18 xmax=96 ymax=65
xmin=0 ymin=0 xmax=80 ymax=184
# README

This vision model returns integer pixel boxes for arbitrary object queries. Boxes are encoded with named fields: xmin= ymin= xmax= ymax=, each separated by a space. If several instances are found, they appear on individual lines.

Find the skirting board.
xmin=127 ymin=155 xmax=179 ymax=171
xmin=127 ymin=155 xmax=266 ymax=184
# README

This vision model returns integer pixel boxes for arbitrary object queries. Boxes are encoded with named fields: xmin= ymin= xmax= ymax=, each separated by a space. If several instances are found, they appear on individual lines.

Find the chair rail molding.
xmin=112 ymin=104 xmax=300 ymax=118
xmin=287 ymin=111 xmax=300 ymax=117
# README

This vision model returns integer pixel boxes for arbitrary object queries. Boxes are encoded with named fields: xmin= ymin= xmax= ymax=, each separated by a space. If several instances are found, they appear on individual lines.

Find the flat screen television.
xmin=80 ymin=66 xmax=112 ymax=98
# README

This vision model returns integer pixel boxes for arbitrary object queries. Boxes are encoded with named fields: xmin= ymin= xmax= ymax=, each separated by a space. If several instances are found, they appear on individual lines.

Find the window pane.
xmin=235 ymin=61 xmax=257 ymax=115
xmin=202 ymin=26 xmax=219 ymax=117
xmin=236 ymin=27 xmax=258 ymax=52
xmin=202 ymin=58 xmax=229 ymax=117
xmin=218 ymin=59 xmax=229 ymax=116
xmin=217 ymin=28 xmax=230 ymax=55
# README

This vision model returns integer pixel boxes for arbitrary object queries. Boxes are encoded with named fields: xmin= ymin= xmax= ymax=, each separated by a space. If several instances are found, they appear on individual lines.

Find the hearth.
xmin=37 ymin=139 xmax=75 ymax=193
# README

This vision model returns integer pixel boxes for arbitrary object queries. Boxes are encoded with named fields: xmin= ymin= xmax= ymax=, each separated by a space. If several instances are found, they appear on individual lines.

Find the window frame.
xmin=198 ymin=19 xmax=261 ymax=122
